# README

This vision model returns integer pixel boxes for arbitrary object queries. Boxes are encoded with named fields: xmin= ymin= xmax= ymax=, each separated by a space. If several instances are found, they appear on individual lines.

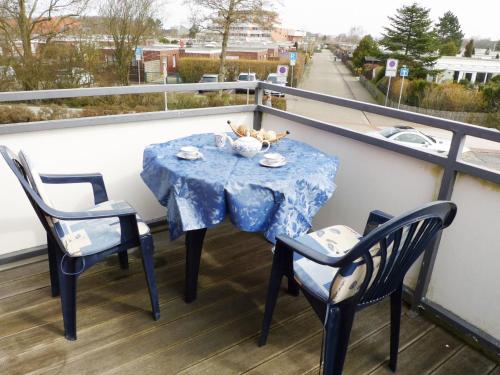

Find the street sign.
xmin=289 ymin=52 xmax=297 ymax=66
xmin=385 ymin=58 xmax=398 ymax=77
xmin=400 ymin=66 xmax=409 ymax=77
xmin=135 ymin=47 xmax=142 ymax=61
xmin=277 ymin=65 xmax=288 ymax=76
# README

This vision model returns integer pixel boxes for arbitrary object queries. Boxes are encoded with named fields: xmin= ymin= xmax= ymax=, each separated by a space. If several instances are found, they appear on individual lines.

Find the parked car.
xmin=236 ymin=72 xmax=257 ymax=93
xmin=368 ymin=126 xmax=469 ymax=155
xmin=264 ymin=73 xmax=286 ymax=97
xmin=198 ymin=74 xmax=219 ymax=93
xmin=204 ymin=41 xmax=218 ymax=48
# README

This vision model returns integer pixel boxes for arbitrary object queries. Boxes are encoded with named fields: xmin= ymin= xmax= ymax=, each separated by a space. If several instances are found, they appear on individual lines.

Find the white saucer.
xmin=259 ymin=158 xmax=287 ymax=168
xmin=177 ymin=151 xmax=203 ymax=160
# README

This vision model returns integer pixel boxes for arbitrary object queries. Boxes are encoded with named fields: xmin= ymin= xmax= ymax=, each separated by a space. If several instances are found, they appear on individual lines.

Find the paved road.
xmin=287 ymin=50 xmax=500 ymax=170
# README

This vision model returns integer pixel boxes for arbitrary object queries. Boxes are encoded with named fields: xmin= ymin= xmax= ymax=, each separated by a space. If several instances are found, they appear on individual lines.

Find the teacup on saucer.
xmin=180 ymin=146 xmax=199 ymax=156
xmin=263 ymin=153 xmax=285 ymax=165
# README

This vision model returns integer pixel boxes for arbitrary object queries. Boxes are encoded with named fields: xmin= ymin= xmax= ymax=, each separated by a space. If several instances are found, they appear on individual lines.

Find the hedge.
xmin=0 ymin=93 xmax=286 ymax=124
xmin=178 ymin=56 xmax=305 ymax=86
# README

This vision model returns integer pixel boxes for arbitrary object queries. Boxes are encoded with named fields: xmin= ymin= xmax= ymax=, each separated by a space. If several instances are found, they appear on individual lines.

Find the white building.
xmin=433 ymin=56 xmax=500 ymax=84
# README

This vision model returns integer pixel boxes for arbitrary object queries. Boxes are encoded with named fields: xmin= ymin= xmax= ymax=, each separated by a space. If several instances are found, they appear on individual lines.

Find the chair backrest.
xmin=0 ymin=146 xmax=57 ymax=237
xmin=332 ymin=201 xmax=457 ymax=306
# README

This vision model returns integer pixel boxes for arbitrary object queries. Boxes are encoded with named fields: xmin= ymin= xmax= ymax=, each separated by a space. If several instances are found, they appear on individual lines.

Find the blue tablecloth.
xmin=141 ymin=133 xmax=339 ymax=243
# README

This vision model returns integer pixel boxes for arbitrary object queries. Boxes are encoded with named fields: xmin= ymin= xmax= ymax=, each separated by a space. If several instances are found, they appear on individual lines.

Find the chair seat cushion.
xmin=54 ymin=200 xmax=150 ymax=257
xmin=293 ymin=225 xmax=381 ymax=303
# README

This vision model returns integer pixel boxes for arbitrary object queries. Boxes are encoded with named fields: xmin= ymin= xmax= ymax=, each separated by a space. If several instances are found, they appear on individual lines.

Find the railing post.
xmin=412 ymin=131 xmax=466 ymax=310
xmin=253 ymin=83 xmax=263 ymax=130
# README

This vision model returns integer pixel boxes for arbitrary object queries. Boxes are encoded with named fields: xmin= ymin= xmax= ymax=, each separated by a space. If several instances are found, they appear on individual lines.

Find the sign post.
xmin=398 ymin=65 xmax=409 ymax=109
xmin=289 ymin=52 xmax=297 ymax=87
xmin=162 ymin=56 xmax=168 ymax=111
xmin=277 ymin=65 xmax=289 ymax=84
xmin=135 ymin=47 xmax=142 ymax=84
xmin=384 ymin=58 xmax=398 ymax=106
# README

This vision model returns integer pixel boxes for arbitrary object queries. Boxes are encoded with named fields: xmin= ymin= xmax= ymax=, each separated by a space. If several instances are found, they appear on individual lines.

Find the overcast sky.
xmin=164 ymin=0 xmax=500 ymax=40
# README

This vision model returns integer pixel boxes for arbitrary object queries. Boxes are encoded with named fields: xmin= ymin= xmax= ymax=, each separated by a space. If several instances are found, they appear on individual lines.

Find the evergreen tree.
xmin=380 ymin=3 xmax=437 ymax=78
xmin=352 ymin=35 xmax=380 ymax=68
xmin=464 ymin=39 xmax=475 ymax=57
xmin=435 ymin=11 xmax=464 ymax=50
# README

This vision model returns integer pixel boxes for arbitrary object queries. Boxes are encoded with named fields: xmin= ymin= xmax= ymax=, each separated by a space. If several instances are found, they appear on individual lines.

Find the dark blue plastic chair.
xmin=0 ymin=146 xmax=160 ymax=340
xmin=259 ymin=201 xmax=457 ymax=374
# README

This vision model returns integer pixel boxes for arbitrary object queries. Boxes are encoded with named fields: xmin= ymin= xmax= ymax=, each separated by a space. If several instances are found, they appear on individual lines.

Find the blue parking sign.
xmin=135 ymin=47 xmax=143 ymax=61
xmin=289 ymin=52 xmax=297 ymax=62
xmin=400 ymin=66 xmax=409 ymax=77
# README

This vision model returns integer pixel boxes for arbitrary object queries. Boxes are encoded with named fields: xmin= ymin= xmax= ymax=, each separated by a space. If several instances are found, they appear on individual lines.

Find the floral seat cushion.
xmin=293 ymin=225 xmax=381 ymax=303
xmin=54 ymin=200 xmax=150 ymax=257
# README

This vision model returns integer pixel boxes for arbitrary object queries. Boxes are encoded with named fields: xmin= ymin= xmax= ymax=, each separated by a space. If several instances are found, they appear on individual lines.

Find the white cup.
xmin=214 ymin=133 xmax=227 ymax=148
xmin=263 ymin=153 xmax=285 ymax=165
xmin=180 ymin=146 xmax=199 ymax=157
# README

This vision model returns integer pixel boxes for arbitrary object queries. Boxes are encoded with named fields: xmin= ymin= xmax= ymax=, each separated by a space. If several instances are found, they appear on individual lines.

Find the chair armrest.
xmin=41 ymin=202 xmax=136 ymax=221
xmin=276 ymin=235 xmax=343 ymax=267
xmin=363 ymin=210 xmax=394 ymax=236
xmin=40 ymin=173 xmax=109 ymax=205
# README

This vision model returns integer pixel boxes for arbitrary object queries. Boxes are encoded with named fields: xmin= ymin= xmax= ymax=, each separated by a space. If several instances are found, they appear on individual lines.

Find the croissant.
xmin=227 ymin=121 xmax=289 ymax=144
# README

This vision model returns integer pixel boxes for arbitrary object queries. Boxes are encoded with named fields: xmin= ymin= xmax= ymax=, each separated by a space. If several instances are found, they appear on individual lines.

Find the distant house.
xmin=129 ymin=46 xmax=180 ymax=83
xmin=432 ymin=56 xmax=500 ymax=84
xmin=364 ymin=56 xmax=381 ymax=64
xmin=180 ymin=46 xmax=272 ymax=61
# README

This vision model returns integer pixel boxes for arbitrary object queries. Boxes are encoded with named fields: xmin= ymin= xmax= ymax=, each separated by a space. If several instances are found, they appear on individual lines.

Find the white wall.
xmin=0 ymin=112 xmax=253 ymax=255
xmin=262 ymin=114 xmax=441 ymax=290
xmin=426 ymin=174 xmax=500 ymax=339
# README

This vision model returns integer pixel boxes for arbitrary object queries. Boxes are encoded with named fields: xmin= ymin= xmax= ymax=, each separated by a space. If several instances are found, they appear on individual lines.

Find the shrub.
xmin=420 ymin=83 xmax=485 ymax=112
xmin=406 ymin=79 xmax=431 ymax=106
xmin=0 ymin=105 xmax=37 ymax=124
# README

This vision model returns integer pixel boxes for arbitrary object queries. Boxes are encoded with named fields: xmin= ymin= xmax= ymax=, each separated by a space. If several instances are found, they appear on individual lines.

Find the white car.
xmin=368 ymin=126 xmax=461 ymax=155
xmin=264 ymin=73 xmax=286 ymax=97
xmin=236 ymin=72 xmax=257 ymax=93
xmin=198 ymin=74 xmax=219 ymax=93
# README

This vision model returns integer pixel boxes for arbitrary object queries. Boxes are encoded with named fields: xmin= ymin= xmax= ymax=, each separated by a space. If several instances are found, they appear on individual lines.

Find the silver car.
xmin=368 ymin=126 xmax=463 ymax=155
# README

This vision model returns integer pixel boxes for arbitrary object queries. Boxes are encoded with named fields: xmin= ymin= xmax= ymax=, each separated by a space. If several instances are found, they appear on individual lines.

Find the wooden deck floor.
xmin=0 ymin=223 xmax=497 ymax=374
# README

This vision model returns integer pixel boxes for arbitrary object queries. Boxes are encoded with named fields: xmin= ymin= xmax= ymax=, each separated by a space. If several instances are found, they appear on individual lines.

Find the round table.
xmin=141 ymin=133 xmax=339 ymax=302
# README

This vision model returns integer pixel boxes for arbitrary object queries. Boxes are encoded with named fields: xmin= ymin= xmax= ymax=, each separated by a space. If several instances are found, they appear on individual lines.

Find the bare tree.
xmin=188 ymin=0 xmax=277 ymax=82
xmin=99 ymin=0 xmax=159 ymax=85
xmin=0 ymin=0 xmax=87 ymax=89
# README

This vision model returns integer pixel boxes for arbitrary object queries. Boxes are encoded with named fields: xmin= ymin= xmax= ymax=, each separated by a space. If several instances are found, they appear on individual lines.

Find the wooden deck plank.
xmin=0 ymin=231 xmax=265 ymax=341
xmin=0 ymin=238 xmax=270 ymax=364
xmin=103 ymin=298 xmax=312 ymax=374
xmin=0 ymin=259 xmax=49 ymax=285
xmin=177 ymin=311 xmax=321 ymax=375
xmin=340 ymin=312 xmax=433 ymax=374
xmin=430 ymin=346 xmax=497 ymax=375
xmin=4 ymin=269 xmax=274 ymax=374
xmin=369 ymin=327 xmax=463 ymax=375
xmin=243 ymin=300 xmax=391 ymax=375
xmin=489 ymin=366 xmax=500 ymax=375
xmin=39 ymin=284 xmax=307 ymax=374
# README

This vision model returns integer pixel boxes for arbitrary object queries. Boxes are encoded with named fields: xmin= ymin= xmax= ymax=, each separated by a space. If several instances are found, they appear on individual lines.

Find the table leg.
xmin=185 ymin=228 xmax=207 ymax=303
